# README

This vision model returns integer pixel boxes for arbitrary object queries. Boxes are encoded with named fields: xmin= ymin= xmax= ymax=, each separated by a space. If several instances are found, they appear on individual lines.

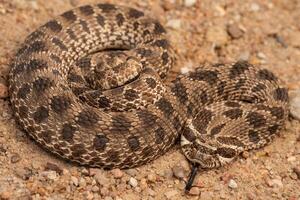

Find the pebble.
xmin=289 ymin=90 xmax=300 ymax=120
xmin=206 ymin=26 xmax=228 ymax=46
xmin=140 ymin=178 xmax=148 ymax=189
xmin=125 ymin=169 xmax=137 ymax=176
xmin=292 ymin=167 xmax=300 ymax=179
xmin=92 ymin=186 xmax=100 ymax=192
xmin=164 ymin=190 xmax=178 ymax=199
xmin=81 ymin=168 xmax=89 ymax=176
xmin=111 ymin=168 xmax=123 ymax=178
xmin=147 ymin=173 xmax=156 ymax=182
xmin=79 ymin=177 xmax=87 ymax=187
xmin=257 ymin=52 xmax=267 ymax=60
xmin=188 ymin=187 xmax=201 ymax=196
xmin=11 ymin=153 xmax=21 ymax=163
xmin=172 ymin=166 xmax=185 ymax=179
xmin=41 ymin=170 xmax=58 ymax=181
xmin=266 ymin=178 xmax=283 ymax=188
xmin=71 ymin=176 xmax=79 ymax=186
xmin=147 ymin=188 xmax=156 ymax=196
xmin=15 ymin=167 xmax=33 ymax=180
xmin=100 ymin=187 xmax=110 ymax=196
xmin=184 ymin=0 xmax=197 ymax=7
xmin=166 ymin=19 xmax=181 ymax=29
xmin=250 ymin=3 xmax=260 ymax=12
xmin=228 ymin=179 xmax=238 ymax=189
xmin=227 ymin=24 xmax=244 ymax=39
xmin=0 ymin=83 xmax=8 ymax=98
xmin=129 ymin=177 xmax=138 ymax=187
xmin=94 ymin=171 xmax=110 ymax=186
xmin=0 ymin=191 xmax=10 ymax=200
xmin=45 ymin=162 xmax=63 ymax=175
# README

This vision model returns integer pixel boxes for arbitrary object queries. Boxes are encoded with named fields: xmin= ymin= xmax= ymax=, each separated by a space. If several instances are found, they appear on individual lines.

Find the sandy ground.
xmin=0 ymin=0 xmax=299 ymax=199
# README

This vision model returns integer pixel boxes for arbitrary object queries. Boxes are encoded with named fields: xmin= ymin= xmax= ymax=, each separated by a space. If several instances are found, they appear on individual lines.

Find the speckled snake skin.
xmin=9 ymin=4 xmax=289 ymax=171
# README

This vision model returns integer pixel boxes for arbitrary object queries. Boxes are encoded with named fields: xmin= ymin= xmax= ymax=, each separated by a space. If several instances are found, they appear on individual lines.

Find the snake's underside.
xmin=9 ymin=4 xmax=289 ymax=171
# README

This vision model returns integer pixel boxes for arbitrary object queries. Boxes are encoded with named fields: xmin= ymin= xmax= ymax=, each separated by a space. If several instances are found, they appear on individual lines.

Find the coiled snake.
xmin=8 ymin=4 xmax=289 ymax=190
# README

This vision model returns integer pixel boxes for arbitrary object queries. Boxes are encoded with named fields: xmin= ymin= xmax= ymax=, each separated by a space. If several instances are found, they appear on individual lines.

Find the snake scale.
xmin=8 ymin=3 xmax=289 ymax=185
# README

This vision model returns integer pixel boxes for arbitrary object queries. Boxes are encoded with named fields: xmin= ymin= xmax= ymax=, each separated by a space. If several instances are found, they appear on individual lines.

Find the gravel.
xmin=128 ymin=177 xmax=138 ymax=187
xmin=228 ymin=179 xmax=238 ymax=189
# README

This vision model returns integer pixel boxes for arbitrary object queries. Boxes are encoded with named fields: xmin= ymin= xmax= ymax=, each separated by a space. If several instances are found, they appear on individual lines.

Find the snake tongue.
xmin=185 ymin=163 xmax=200 ymax=192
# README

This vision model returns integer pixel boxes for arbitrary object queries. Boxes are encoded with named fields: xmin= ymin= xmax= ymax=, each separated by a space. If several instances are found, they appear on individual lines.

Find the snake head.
xmin=180 ymin=118 xmax=238 ymax=169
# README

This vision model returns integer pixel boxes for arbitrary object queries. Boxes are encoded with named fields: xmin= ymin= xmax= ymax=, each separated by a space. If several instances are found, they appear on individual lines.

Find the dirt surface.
xmin=0 ymin=0 xmax=299 ymax=199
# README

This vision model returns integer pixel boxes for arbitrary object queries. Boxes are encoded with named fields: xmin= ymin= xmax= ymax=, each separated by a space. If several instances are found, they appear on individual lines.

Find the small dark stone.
xmin=11 ymin=153 xmax=21 ymax=163
xmin=45 ymin=162 xmax=63 ymax=175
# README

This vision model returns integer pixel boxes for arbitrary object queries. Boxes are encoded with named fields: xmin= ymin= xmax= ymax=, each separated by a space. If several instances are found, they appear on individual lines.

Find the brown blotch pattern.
xmin=229 ymin=61 xmax=250 ymax=78
xmin=215 ymin=147 xmax=237 ymax=158
xmin=127 ymin=136 xmax=140 ymax=151
xmin=257 ymin=69 xmax=277 ymax=81
xmin=182 ymin=126 xmax=196 ymax=142
xmin=223 ymin=109 xmax=243 ymax=120
xmin=33 ymin=106 xmax=49 ymax=123
xmin=61 ymin=10 xmax=77 ymax=22
xmin=116 ymin=13 xmax=125 ymax=26
xmin=97 ymin=96 xmax=111 ymax=108
xmin=155 ymin=98 xmax=174 ymax=117
xmin=246 ymin=112 xmax=266 ymax=128
xmin=110 ymin=114 xmax=132 ymax=133
xmin=18 ymin=105 xmax=29 ymax=118
xmin=145 ymin=77 xmax=157 ymax=89
xmin=268 ymin=124 xmax=279 ymax=135
xmin=40 ymin=130 xmax=54 ymax=143
xmin=45 ymin=20 xmax=62 ymax=32
xmin=269 ymin=107 xmax=284 ymax=119
xmin=189 ymin=70 xmax=219 ymax=85
xmin=52 ymin=37 xmax=68 ymax=51
xmin=210 ymin=123 xmax=226 ymax=136
xmin=193 ymin=109 xmax=213 ymax=133
xmin=128 ymin=8 xmax=144 ymax=18
xmin=224 ymin=101 xmax=240 ymax=108
xmin=79 ymin=5 xmax=94 ymax=16
xmin=273 ymin=88 xmax=288 ymax=102
xmin=124 ymin=89 xmax=139 ymax=101
xmin=248 ymin=130 xmax=260 ymax=143
xmin=96 ymin=14 xmax=105 ymax=27
xmin=32 ymin=77 xmax=53 ymax=93
xmin=79 ymin=20 xmax=90 ymax=33
xmin=252 ymin=83 xmax=267 ymax=93
xmin=71 ymin=144 xmax=87 ymax=158
xmin=76 ymin=109 xmax=99 ymax=127
xmin=98 ymin=3 xmax=116 ymax=12
xmin=155 ymin=127 xmax=165 ymax=144
xmin=154 ymin=22 xmax=166 ymax=34
xmin=93 ymin=135 xmax=109 ymax=151
xmin=50 ymin=95 xmax=71 ymax=113
xmin=17 ymin=83 xmax=31 ymax=99
xmin=61 ymin=123 xmax=76 ymax=142
xmin=171 ymin=80 xmax=188 ymax=104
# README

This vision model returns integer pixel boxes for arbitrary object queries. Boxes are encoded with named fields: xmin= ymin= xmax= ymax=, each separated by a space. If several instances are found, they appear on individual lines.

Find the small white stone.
xmin=129 ymin=177 xmax=138 ymax=187
xmin=289 ymin=90 xmax=300 ymax=120
xmin=287 ymin=156 xmax=296 ymax=162
xmin=257 ymin=52 xmax=266 ymax=59
xmin=250 ymin=3 xmax=260 ymax=12
xmin=228 ymin=179 xmax=238 ymax=189
xmin=41 ymin=171 xmax=57 ymax=181
xmin=184 ymin=0 xmax=197 ymax=7
xmin=166 ymin=19 xmax=181 ymax=29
